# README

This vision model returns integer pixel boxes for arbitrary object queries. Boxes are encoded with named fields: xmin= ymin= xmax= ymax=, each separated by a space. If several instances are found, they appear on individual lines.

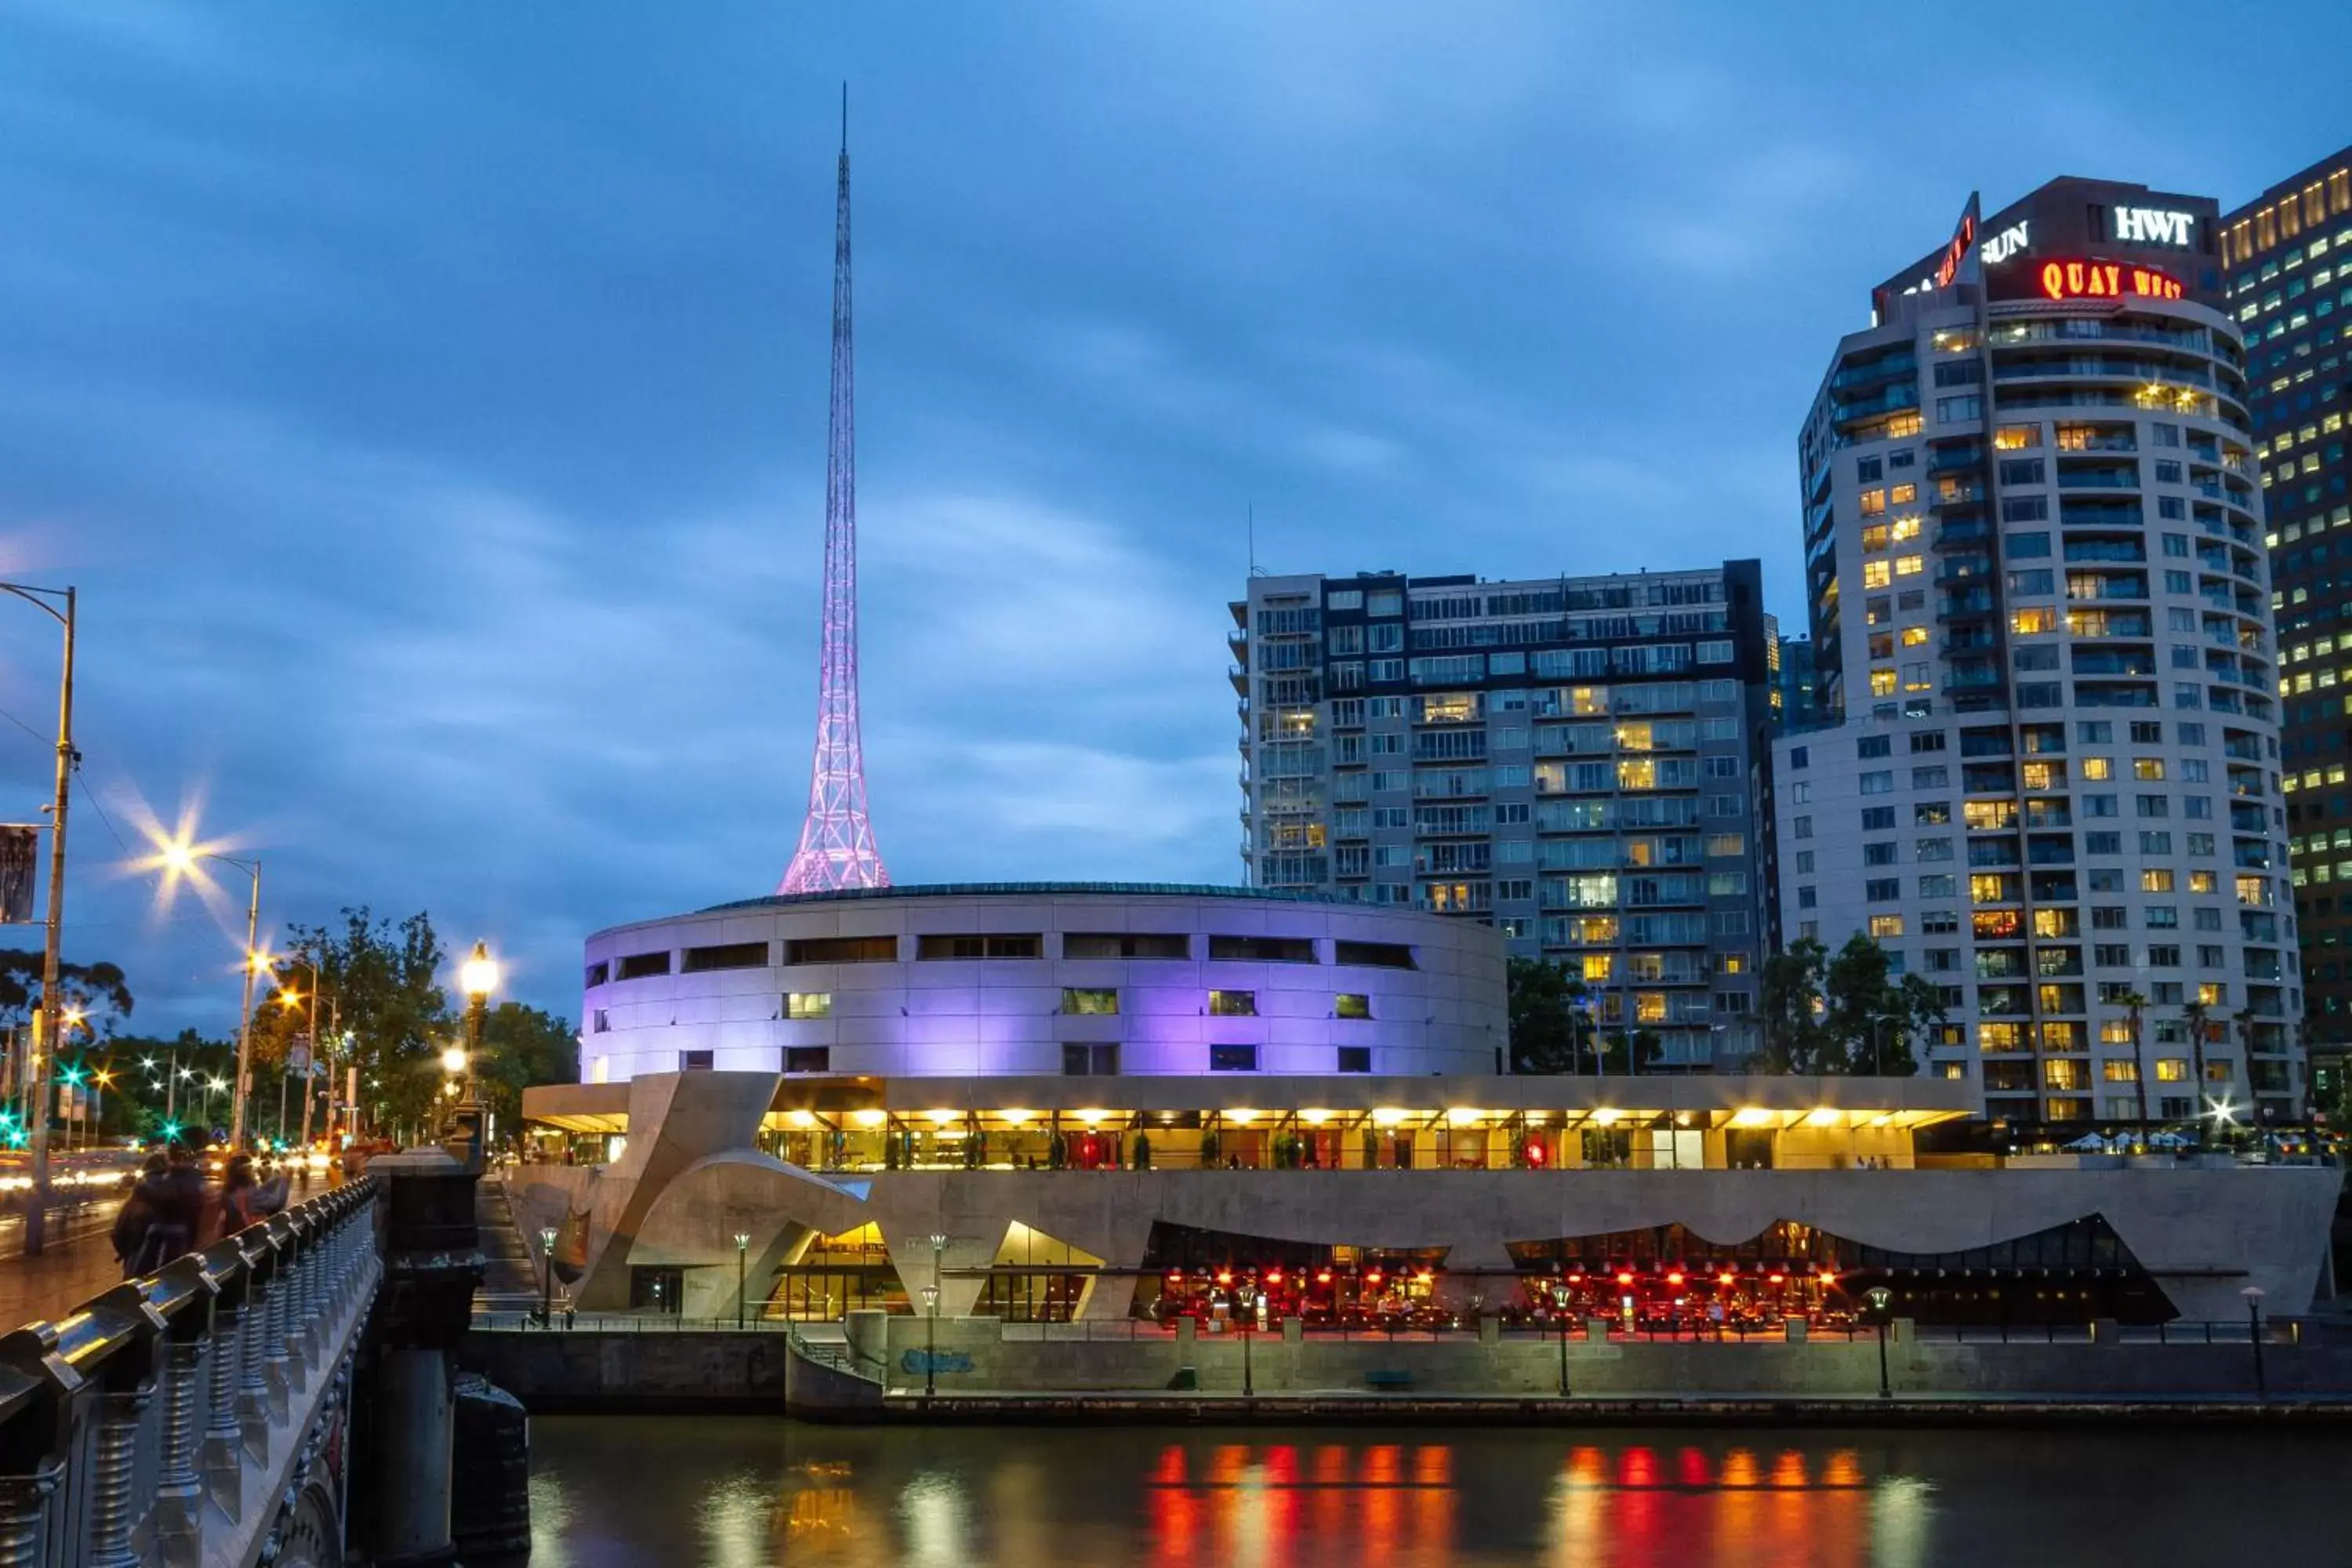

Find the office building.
xmin=1773 ymin=176 xmax=2302 ymax=1128
xmin=1231 ymin=564 xmax=1777 ymax=1070
xmin=1774 ymin=630 xmax=1824 ymax=732
xmin=2220 ymin=150 xmax=2352 ymax=1087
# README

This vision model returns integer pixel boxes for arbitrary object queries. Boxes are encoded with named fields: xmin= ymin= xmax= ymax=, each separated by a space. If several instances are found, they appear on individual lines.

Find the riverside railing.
xmin=0 ymin=1177 xmax=380 ymax=1568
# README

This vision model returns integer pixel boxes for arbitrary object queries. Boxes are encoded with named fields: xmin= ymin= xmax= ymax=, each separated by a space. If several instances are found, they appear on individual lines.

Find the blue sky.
xmin=4 ymin=1 xmax=2347 ymax=1032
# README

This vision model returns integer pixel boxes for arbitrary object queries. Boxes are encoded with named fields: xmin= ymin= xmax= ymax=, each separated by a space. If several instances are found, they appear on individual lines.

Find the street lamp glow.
xmin=460 ymin=942 xmax=500 ymax=1000
xmin=440 ymin=1045 xmax=469 ymax=1076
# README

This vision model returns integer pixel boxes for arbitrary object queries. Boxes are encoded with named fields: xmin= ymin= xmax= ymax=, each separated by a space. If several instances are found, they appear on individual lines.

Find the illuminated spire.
xmin=781 ymin=85 xmax=888 ymax=895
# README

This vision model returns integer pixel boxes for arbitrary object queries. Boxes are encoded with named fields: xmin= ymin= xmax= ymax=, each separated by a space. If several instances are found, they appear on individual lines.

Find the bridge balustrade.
xmin=0 ymin=1178 xmax=382 ymax=1568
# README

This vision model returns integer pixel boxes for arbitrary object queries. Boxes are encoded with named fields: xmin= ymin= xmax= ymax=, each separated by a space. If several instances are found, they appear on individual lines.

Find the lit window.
xmin=1900 ymin=626 xmax=1929 ymax=647
xmin=1871 ymin=669 xmax=1898 ymax=695
xmin=2081 ymin=757 xmax=2113 ymax=781
xmin=1208 ymin=990 xmax=1258 ymax=1017
xmin=2012 ymin=608 xmax=2058 ymax=635
xmin=1863 ymin=561 xmax=1893 ymax=590
xmin=2155 ymin=1058 xmax=2190 ymax=1083
xmin=1061 ymin=988 xmax=1120 ymax=1016
xmin=2134 ymin=758 xmax=2166 ymax=781
xmin=1867 ymin=915 xmax=1904 ymax=938
xmin=1891 ymin=515 xmax=1923 ymax=543
xmin=1861 ymin=524 xmax=1890 ymax=553
xmin=1334 ymin=993 xmax=1372 ymax=1020
xmin=785 ymin=993 xmax=831 ymax=1020
xmin=1894 ymin=554 xmax=1925 ymax=577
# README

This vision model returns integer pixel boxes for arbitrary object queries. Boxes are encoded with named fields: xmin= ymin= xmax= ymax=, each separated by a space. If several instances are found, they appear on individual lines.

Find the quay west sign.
xmin=2035 ymin=258 xmax=2186 ymax=303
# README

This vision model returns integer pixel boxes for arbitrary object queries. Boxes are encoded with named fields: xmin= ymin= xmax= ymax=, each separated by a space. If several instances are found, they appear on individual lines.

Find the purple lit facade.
xmin=780 ymin=98 xmax=888 ymax=895
xmin=578 ymin=884 xmax=1508 ymax=1083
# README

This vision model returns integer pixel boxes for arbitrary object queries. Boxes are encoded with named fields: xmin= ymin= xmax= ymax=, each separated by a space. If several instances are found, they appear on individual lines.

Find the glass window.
xmin=1208 ymin=990 xmax=1258 ymax=1017
xmin=785 ymin=993 xmax=831 ymax=1021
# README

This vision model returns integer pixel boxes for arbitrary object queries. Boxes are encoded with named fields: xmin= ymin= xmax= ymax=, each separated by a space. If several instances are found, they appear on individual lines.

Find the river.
xmin=524 ymin=1415 xmax=2349 ymax=1565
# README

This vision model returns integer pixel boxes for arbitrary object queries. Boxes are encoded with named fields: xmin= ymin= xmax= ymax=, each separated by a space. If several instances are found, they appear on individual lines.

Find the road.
xmin=0 ymin=1196 xmax=132 ymax=1327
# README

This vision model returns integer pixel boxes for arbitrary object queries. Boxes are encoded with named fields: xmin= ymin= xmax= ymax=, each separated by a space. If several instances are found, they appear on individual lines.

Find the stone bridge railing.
xmin=0 ymin=1178 xmax=382 ymax=1568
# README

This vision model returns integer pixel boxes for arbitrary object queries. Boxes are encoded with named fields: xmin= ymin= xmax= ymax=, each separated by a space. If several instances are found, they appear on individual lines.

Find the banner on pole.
xmin=0 ymin=826 xmax=38 ymax=924
xmin=289 ymin=1036 xmax=312 ymax=1074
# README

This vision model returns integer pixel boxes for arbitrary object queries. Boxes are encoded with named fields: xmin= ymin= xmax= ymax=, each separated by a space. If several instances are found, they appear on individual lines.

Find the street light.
xmin=919 ymin=1284 xmax=942 ymax=1399
xmin=1555 ymin=1284 xmax=1573 ymax=1399
xmin=2241 ymin=1285 xmax=2267 ymax=1401
xmin=153 ymin=837 xmax=266 ymax=1153
xmin=539 ymin=1225 xmax=559 ymax=1327
xmin=456 ymin=942 xmax=498 ymax=1160
xmin=1867 ymin=1014 xmax=1904 ymax=1076
xmin=735 ymin=1232 xmax=752 ymax=1330
xmin=3 ymin=579 xmax=73 ymax=1255
xmin=1865 ymin=1285 xmax=1894 ymax=1399
xmin=280 ymin=953 xmax=328 ymax=1155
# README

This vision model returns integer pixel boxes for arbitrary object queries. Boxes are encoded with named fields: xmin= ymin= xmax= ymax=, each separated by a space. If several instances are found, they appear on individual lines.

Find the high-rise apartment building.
xmin=1232 ymin=564 xmax=1776 ymax=1070
xmin=2220 ymin=150 xmax=2352 ymax=1090
xmin=1773 ymin=176 xmax=2302 ymax=1128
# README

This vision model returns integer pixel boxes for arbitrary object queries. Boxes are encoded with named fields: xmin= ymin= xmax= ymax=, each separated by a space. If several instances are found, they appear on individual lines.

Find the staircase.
xmin=474 ymin=1174 xmax=553 ymax=1312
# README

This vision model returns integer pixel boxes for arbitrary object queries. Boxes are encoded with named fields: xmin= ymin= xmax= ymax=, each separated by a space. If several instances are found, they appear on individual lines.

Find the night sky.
xmin=4 ymin=2 xmax=2346 ymax=1033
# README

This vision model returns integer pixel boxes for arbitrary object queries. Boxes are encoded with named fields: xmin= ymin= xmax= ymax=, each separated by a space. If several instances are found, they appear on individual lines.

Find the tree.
xmin=1506 ymin=956 xmax=1595 ymax=1074
xmin=1595 ymin=1027 xmax=1664 ymax=1075
xmin=266 ymin=908 xmax=453 ymax=1142
xmin=2117 ymin=989 xmax=2151 ymax=1126
xmin=1758 ymin=938 xmax=1835 ymax=1073
xmin=473 ymin=1002 xmax=579 ymax=1131
xmin=2183 ymin=999 xmax=2212 ymax=1142
xmin=0 ymin=950 xmax=135 ymax=1040
xmin=1755 ymin=934 xmax=1940 ymax=1076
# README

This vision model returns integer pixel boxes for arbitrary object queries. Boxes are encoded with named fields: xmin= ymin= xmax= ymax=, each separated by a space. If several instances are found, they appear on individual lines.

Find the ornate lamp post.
xmin=539 ymin=1225 xmax=559 ymax=1327
xmin=1866 ymin=1284 xmax=1894 ymax=1399
xmin=920 ymin=1284 xmax=941 ymax=1399
xmin=735 ymin=1232 xmax=752 ymax=1329
xmin=458 ymin=942 xmax=498 ymax=1150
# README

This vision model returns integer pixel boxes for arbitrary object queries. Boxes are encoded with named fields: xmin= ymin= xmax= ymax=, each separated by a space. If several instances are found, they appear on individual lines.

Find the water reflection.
xmin=527 ymin=1417 xmax=2352 ymax=1566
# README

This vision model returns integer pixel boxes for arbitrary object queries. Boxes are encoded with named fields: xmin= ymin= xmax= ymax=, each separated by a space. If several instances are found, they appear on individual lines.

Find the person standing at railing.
xmin=216 ymin=1153 xmax=288 ymax=1236
xmin=127 ymin=1140 xmax=210 ymax=1272
xmin=111 ymin=1152 xmax=169 ymax=1277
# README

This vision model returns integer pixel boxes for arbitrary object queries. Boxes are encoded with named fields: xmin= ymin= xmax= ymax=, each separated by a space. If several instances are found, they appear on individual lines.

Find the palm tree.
xmin=2181 ymin=1000 xmax=2212 ymax=1147
xmin=2118 ymin=989 xmax=2151 ymax=1130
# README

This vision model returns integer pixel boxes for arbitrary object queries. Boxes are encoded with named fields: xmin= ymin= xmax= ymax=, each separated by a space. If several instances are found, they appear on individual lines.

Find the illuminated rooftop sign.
xmin=2036 ymin=259 xmax=2184 ymax=303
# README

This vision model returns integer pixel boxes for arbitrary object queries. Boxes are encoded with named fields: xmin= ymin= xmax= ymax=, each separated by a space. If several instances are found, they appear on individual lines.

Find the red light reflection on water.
xmin=1138 ymin=1439 xmax=1879 ymax=1565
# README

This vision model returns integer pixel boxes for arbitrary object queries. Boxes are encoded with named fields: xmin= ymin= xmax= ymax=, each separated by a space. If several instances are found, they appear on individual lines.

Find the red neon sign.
xmin=1933 ymin=212 xmax=1977 ymax=291
xmin=2038 ymin=258 xmax=2184 ymax=303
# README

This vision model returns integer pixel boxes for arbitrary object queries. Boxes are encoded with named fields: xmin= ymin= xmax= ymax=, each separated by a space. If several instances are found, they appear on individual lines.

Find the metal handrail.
xmin=0 ymin=1177 xmax=382 ymax=1567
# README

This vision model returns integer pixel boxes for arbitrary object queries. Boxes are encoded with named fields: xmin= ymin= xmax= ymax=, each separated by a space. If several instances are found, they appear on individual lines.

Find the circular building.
xmin=579 ymin=882 xmax=1508 ymax=1082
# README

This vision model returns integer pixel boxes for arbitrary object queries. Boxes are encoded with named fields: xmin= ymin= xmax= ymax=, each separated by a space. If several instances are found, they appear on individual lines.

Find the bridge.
xmin=0 ymin=1149 xmax=508 ymax=1567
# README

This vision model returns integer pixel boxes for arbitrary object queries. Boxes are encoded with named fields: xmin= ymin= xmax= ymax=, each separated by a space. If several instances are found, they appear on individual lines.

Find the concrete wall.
xmin=458 ymin=1330 xmax=789 ymax=1413
xmin=871 ymin=1316 xmax=2352 ymax=1402
xmin=512 ymin=1151 xmax=2344 ymax=1324
xmin=460 ymin=1318 xmax=2352 ymax=1409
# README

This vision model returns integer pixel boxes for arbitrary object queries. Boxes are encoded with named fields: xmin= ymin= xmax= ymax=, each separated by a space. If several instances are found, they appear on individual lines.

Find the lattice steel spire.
xmin=780 ymin=88 xmax=889 ymax=895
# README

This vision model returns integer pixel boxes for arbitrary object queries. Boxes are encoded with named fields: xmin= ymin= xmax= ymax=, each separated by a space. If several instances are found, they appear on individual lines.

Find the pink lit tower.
xmin=779 ymin=89 xmax=889 ymax=894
